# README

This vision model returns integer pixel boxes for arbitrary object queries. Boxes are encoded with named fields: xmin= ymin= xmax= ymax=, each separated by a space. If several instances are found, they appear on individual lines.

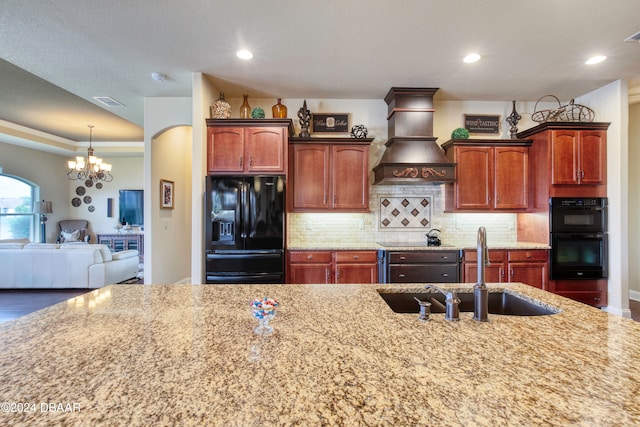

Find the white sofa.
xmin=0 ymin=242 xmax=139 ymax=289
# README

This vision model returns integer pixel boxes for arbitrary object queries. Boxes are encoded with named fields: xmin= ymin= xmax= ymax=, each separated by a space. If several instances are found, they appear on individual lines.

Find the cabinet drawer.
xmin=388 ymin=265 xmax=459 ymax=283
xmin=288 ymin=251 xmax=332 ymax=263
xmin=389 ymin=250 xmax=459 ymax=264
xmin=508 ymin=250 xmax=548 ymax=262
xmin=553 ymin=291 xmax=606 ymax=307
xmin=334 ymin=250 xmax=377 ymax=263
xmin=550 ymin=279 xmax=605 ymax=292
xmin=463 ymin=249 xmax=505 ymax=263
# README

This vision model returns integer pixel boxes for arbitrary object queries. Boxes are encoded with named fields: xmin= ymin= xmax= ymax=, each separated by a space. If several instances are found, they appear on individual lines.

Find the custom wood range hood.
xmin=373 ymin=87 xmax=456 ymax=184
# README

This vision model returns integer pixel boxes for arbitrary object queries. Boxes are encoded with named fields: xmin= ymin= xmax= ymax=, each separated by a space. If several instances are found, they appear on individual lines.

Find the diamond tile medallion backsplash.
xmin=379 ymin=196 xmax=432 ymax=229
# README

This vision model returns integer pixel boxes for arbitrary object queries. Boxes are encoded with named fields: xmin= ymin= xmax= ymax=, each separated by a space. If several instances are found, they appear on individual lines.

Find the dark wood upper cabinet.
xmin=290 ymin=144 xmax=331 ymax=210
xmin=443 ymin=139 xmax=531 ymax=212
xmin=517 ymin=122 xmax=609 ymax=204
xmin=289 ymin=137 xmax=373 ymax=212
xmin=206 ymin=119 xmax=293 ymax=175
xmin=551 ymin=129 xmax=606 ymax=186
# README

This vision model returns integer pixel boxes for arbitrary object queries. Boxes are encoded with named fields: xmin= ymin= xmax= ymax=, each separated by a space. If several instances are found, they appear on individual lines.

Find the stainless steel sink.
xmin=378 ymin=290 xmax=559 ymax=316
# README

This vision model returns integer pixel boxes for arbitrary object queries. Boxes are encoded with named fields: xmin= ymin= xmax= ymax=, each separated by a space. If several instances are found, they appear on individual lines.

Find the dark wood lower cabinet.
xmin=287 ymin=250 xmax=377 ymax=284
xmin=378 ymin=250 xmax=461 ymax=283
xmin=463 ymin=249 xmax=548 ymax=290
xmin=548 ymin=279 xmax=607 ymax=308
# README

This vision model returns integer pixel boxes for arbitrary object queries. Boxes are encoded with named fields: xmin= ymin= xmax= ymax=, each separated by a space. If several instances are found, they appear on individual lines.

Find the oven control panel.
xmin=551 ymin=197 xmax=607 ymax=208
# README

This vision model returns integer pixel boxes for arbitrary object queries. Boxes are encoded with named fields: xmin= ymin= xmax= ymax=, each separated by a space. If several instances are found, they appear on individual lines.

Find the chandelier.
xmin=67 ymin=125 xmax=113 ymax=183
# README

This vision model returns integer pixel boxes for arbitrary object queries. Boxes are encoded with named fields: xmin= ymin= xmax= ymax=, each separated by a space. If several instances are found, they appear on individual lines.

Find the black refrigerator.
xmin=205 ymin=175 xmax=285 ymax=284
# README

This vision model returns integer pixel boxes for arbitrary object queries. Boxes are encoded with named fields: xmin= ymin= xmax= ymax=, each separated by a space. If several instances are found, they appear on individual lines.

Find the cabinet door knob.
xmin=307 ymin=255 xmax=313 ymax=259
xmin=353 ymin=255 xmax=359 ymax=259
xmin=399 ymin=256 xmax=406 ymax=260
xmin=441 ymin=256 xmax=448 ymax=260
xmin=239 ymin=156 xmax=243 ymax=167
xmin=398 ymin=273 xmax=406 ymax=278
xmin=442 ymin=273 xmax=449 ymax=277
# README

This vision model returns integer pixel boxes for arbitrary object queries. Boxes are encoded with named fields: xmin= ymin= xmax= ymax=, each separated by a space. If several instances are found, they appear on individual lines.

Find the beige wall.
xmin=0 ymin=142 xmax=142 ymax=243
xmin=143 ymin=96 xmax=193 ymax=284
xmin=73 ymin=156 xmax=144 ymax=237
xmin=629 ymin=102 xmax=640 ymax=297
xmin=150 ymin=126 xmax=192 ymax=284
xmin=576 ymin=80 xmax=629 ymax=315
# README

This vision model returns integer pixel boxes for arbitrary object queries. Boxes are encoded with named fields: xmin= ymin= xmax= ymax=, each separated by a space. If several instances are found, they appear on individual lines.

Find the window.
xmin=0 ymin=174 xmax=37 ymax=241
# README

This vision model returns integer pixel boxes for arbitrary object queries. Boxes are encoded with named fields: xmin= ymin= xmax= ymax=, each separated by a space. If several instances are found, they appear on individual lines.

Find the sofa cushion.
xmin=111 ymin=250 xmax=138 ymax=261
xmin=0 ymin=242 xmax=26 ymax=249
xmin=24 ymin=243 xmax=60 ymax=249
xmin=0 ymin=238 xmax=29 ymax=244
xmin=60 ymin=243 xmax=113 ymax=262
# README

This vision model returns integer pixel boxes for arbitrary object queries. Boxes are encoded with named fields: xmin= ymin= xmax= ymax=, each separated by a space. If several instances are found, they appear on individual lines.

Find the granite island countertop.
xmin=1 ymin=283 xmax=639 ymax=426
xmin=287 ymin=241 xmax=550 ymax=251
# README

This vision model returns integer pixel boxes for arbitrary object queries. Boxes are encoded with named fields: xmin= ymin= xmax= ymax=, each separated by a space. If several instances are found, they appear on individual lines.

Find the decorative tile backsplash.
xmin=288 ymin=184 xmax=520 ymax=248
xmin=379 ymin=196 xmax=432 ymax=229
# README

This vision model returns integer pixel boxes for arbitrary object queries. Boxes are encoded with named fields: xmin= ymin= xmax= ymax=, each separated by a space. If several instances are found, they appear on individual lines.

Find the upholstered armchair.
xmin=56 ymin=220 xmax=91 ymax=243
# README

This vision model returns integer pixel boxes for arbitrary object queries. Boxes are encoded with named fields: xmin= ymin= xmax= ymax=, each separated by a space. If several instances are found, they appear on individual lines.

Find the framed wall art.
xmin=160 ymin=179 xmax=174 ymax=209
xmin=464 ymin=114 xmax=501 ymax=134
xmin=311 ymin=113 xmax=350 ymax=133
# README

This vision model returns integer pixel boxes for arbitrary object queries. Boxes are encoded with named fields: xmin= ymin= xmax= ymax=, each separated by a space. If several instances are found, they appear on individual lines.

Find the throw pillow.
xmin=61 ymin=230 xmax=81 ymax=242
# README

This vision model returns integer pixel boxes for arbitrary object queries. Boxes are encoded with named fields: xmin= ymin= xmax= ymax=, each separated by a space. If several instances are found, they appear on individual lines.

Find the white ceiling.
xmin=0 ymin=0 xmax=639 ymax=152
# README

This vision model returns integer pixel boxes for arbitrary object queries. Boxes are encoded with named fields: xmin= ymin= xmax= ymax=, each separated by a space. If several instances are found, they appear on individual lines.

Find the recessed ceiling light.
xmin=150 ymin=72 xmax=166 ymax=82
xmin=236 ymin=49 xmax=254 ymax=60
xmin=586 ymin=55 xmax=607 ymax=65
xmin=463 ymin=53 xmax=481 ymax=63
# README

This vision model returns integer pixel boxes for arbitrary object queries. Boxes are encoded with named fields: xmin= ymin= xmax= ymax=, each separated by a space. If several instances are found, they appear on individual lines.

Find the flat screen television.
xmin=119 ymin=190 xmax=144 ymax=226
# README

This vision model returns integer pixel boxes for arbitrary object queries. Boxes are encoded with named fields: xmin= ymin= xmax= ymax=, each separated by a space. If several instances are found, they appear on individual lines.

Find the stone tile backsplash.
xmin=288 ymin=184 xmax=519 ymax=248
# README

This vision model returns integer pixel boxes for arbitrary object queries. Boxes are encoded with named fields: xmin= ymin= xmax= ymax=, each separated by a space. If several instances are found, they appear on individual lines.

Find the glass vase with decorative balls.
xmin=239 ymin=94 xmax=252 ymax=119
xmin=272 ymin=98 xmax=288 ymax=118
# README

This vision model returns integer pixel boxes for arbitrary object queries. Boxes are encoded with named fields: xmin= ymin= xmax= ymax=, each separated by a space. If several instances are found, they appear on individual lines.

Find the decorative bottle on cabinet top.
xmin=239 ymin=94 xmax=252 ymax=119
xmin=210 ymin=92 xmax=231 ymax=119
xmin=272 ymin=98 xmax=287 ymax=118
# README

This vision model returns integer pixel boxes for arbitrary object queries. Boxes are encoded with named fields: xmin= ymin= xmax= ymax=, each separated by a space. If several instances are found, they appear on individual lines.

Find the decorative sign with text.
xmin=464 ymin=114 xmax=501 ymax=134
xmin=312 ymin=113 xmax=350 ymax=133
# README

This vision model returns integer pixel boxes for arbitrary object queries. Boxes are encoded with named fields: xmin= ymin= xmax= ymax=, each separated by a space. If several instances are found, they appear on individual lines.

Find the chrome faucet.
xmin=424 ymin=285 xmax=460 ymax=321
xmin=474 ymin=226 xmax=489 ymax=321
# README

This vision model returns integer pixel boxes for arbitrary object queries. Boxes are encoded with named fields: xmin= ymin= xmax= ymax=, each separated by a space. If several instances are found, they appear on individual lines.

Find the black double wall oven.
xmin=205 ymin=175 xmax=285 ymax=284
xmin=549 ymin=197 xmax=608 ymax=280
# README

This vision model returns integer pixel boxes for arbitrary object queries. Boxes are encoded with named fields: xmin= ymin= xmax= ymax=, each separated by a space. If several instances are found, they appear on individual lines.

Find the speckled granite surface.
xmin=1 ymin=283 xmax=638 ymax=426
xmin=288 ymin=241 xmax=550 ymax=250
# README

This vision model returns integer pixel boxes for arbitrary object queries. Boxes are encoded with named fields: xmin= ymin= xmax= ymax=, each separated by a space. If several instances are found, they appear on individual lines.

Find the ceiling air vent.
xmin=92 ymin=96 xmax=125 ymax=107
xmin=624 ymin=30 xmax=640 ymax=42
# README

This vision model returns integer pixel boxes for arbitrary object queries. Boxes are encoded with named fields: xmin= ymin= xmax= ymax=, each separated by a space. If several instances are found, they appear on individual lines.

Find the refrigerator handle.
xmin=241 ymin=181 xmax=250 ymax=240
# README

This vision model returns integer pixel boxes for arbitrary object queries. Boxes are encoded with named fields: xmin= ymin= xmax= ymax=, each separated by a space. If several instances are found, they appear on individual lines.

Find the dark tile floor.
xmin=0 ymin=289 xmax=90 ymax=324
xmin=630 ymin=299 xmax=640 ymax=322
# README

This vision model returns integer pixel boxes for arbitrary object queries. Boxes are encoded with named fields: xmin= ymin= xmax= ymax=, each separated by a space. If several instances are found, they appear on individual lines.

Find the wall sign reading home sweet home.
xmin=464 ymin=114 xmax=501 ymax=134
